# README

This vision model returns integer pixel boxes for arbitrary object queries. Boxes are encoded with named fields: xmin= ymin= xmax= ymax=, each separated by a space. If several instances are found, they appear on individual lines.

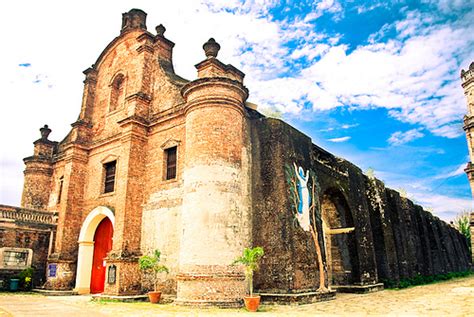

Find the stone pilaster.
xmin=103 ymin=117 xmax=148 ymax=296
xmin=45 ymin=145 xmax=88 ymax=290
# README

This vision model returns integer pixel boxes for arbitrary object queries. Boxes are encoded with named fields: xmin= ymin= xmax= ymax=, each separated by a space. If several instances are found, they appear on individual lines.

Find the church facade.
xmin=15 ymin=9 xmax=471 ymax=306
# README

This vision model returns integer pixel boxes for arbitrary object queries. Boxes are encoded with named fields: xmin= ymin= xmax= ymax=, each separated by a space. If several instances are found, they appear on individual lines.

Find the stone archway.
xmin=321 ymin=190 xmax=359 ymax=287
xmin=74 ymin=206 xmax=115 ymax=294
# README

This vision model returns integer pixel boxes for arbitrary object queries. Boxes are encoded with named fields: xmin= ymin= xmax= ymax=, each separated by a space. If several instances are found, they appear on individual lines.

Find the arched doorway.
xmin=74 ymin=206 xmax=115 ymax=294
xmin=90 ymin=217 xmax=113 ymax=293
xmin=321 ymin=190 xmax=359 ymax=287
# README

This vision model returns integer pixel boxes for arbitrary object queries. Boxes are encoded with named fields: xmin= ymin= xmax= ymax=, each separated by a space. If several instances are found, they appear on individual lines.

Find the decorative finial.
xmin=470 ymin=62 xmax=474 ymax=70
xmin=40 ymin=125 xmax=51 ymax=140
xmin=203 ymin=38 xmax=220 ymax=59
xmin=155 ymin=24 xmax=166 ymax=37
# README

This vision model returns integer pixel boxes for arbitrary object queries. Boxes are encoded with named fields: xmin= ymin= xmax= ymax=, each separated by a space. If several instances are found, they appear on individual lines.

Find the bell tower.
xmin=461 ymin=62 xmax=474 ymax=197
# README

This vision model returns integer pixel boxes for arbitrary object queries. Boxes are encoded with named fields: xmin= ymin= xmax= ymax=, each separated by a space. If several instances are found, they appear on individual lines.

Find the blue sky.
xmin=0 ymin=0 xmax=472 ymax=220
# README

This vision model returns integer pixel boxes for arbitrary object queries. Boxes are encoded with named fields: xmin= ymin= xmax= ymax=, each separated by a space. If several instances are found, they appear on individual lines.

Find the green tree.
xmin=233 ymin=247 xmax=264 ymax=296
xmin=453 ymin=211 xmax=471 ymax=252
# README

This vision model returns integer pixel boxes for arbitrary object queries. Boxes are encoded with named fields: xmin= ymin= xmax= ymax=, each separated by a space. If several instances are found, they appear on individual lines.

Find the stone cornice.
xmin=149 ymin=104 xmax=185 ymax=128
xmin=125 ymin=91 xmax=152 ymax=104
xmin=195 ymin=58 xmax=245 ymax=80
xmin=23 ymin=155 xmax=53 ymax=164
xmin=117 ymin=115 xmax=150 ymax=128
xmin=181 ymin=77 xmax=249 ymax=100
xmin=463 ymin=115 xmax=474 ymax=131
xmin=136 ymin=43 xmax=154 ymax=54
xmin=153 ymin=34 xmax=175 ymax=48
xmin=71 ymin=119 xmax=92 ymax=129
xmin=136 ymin=32 xmax=155 ymax=43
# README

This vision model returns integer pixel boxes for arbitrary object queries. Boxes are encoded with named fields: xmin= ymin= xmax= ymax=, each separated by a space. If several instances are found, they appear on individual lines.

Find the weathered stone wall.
xmin=251 ymin=116 xmax=471 ymax=294
xmin=250 ymin=115 xmax=320 ymax=293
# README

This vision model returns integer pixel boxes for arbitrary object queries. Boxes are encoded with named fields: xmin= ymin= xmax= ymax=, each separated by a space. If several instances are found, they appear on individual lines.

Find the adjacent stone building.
xmin=0 ymin=205 xmax=56 ymax=289
xmin=462 ymin=62 xmax=474 ymax=197
xmin=10 ymin=9 xmax=471 ymax=306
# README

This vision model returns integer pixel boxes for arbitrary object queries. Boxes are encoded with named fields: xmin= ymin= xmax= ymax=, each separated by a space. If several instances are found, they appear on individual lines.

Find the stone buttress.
xmin=176 ymin=39 xmax=252 ymax=307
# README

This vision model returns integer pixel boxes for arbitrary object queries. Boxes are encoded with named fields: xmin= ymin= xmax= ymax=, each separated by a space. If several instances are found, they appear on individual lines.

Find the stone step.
xmin=32 ymin=288 xmax=78 ymax=296
xmin=332 ymin=283 xmax=384 ymax=294
xmin=260 ymin=290 xmax=336 ymax=305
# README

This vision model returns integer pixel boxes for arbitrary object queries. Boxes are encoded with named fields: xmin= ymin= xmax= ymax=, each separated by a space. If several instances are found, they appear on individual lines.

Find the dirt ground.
xmin=1 ymin=275 xmax=473 ymax=316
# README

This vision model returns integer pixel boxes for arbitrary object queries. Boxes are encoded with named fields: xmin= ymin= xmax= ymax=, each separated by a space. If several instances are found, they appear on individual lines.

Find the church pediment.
xmin=160 ymin=138 xmax=181 ymax=149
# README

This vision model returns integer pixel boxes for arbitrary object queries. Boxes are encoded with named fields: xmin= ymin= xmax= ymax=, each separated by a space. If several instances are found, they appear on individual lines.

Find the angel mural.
xmin=286 ymin=163 xmax=355 ymax=292
xmin=286 ymin=163 xmax=328 ymax=292
xmin=294 ymin=163 xmax=311 ymax=232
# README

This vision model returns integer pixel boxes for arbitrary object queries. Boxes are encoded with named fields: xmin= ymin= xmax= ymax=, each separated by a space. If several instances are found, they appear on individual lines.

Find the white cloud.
xmin=434 ymin=163 xmax=467 ymax=180
xmin=316 ymin=0 xmax=342 ymax=13
xmin=246 ymin=8 xmax=473 ymax=139
xmin=388 ymin=128 xmax=425 ymax=146
xmin=341 ymin=123 xmax=359 ymax=129
xmin=328 ymin=136 xmax=351 ymax=142
xmin=367 ymin=169 xmax=472 ymax=221
xmin=414 ymin=192 xmax=473 ymax=221
xmin=0 ymin=0 xmax=471 ymax=213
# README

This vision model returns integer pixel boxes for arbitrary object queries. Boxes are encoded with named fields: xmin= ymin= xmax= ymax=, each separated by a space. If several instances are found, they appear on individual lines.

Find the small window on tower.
xmin=104 ymin=161 xmax=117 ymax=193
xmin=109 ymin=74 xmax=125 ymax=112
xmin=165 ymin=147 xmax=177 ymax=180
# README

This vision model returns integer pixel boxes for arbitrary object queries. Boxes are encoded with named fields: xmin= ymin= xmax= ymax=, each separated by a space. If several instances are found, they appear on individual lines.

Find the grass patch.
xmin=382 ymin=270 xmax=474 ymax=289
xmin=0 ymin=291 xmax=40 ymax=296
xmin=92 ymin=298 xmax=123 ymax=304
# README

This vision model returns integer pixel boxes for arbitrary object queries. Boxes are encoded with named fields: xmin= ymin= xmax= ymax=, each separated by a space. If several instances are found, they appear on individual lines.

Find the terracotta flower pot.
xmin=244 ymin=295 xmax=261 ymax=312
xmin=147 ymin=291 xmax=162 ymax=303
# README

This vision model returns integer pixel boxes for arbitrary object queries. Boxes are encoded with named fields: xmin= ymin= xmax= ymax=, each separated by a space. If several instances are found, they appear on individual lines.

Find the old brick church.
xmin=2 ymin=9 xmax=471 ymax=306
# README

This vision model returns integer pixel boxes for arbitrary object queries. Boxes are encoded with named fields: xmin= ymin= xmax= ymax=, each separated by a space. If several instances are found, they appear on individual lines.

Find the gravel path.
xmin=1 ymin=275 xmax=473 ymax=316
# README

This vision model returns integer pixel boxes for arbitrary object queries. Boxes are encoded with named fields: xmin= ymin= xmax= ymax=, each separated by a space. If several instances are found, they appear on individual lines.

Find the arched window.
xmin=109 ymin=74 xmax=125 ymax=112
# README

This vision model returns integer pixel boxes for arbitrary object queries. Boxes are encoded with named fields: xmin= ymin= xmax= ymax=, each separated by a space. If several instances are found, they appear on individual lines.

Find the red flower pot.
xmin=244 ymin=295 xmax=261 ymax=312
xmin=148 ymin=291 xmax=162 ymax=303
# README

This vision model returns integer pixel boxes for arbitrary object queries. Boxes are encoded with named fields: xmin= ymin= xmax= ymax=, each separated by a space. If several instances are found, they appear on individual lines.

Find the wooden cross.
xmin=321 ymin=220 xmax=355 ymax=289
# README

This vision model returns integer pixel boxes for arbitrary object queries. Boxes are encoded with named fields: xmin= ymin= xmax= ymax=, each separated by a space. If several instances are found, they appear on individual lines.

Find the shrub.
xmin=18 ymin=267 xmax=34 ymax=290
xmin=383 ymin=270 xmax=474 ymax=289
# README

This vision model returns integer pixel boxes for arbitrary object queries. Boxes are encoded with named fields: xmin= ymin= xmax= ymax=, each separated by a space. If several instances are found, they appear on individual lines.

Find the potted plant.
xmin=233 ymin=246 xmax=264 ymax=312
xmin=138 ymin=250 xmax=169 ymax=303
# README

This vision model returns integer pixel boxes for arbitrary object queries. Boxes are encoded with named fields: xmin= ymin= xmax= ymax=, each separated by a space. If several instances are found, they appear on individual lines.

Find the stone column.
xmin=176 ymin=39 xmax=251 ymax=307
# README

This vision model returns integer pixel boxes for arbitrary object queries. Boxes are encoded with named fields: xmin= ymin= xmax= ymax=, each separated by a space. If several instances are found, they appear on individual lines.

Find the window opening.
xmin=165 ymin=147 xmax=177 ymax=180
xmin=104 ymin=161 xmax=117 ymax=193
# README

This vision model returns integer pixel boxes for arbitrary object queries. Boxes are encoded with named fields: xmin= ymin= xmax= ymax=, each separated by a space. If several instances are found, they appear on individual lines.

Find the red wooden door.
xmin=90 ymin=217 xmax=113 ymax=294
